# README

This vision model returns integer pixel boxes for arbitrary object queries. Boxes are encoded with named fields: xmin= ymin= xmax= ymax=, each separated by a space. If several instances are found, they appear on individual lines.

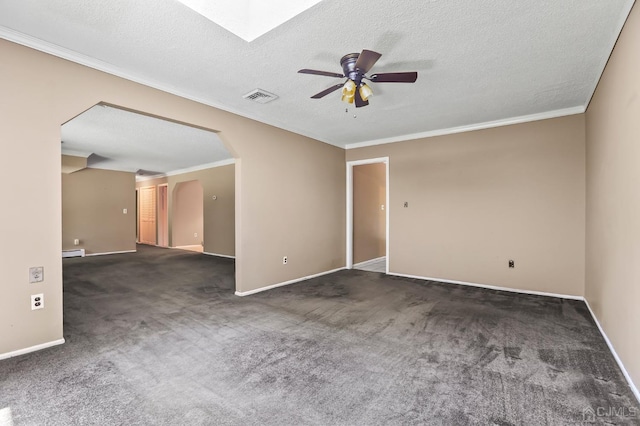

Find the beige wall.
xmin=235 ymin=140 xmax=345 ymax=292
xmin=135 ymin=165 xmax=236 ymax=256
xmin=136 ymin=176 xmax=168 ymax=188
xmin=0 ymin=40 xmax=345 ymax=355
xmin=62 ymin=168 xmax=136 ymax=254
xmin=172 ymin=180 xmax=204 ymax=247
xmin=347 ymin=115 xmax=586 ymax=296
xmin=167 ymin=165 xmax=236 ymax=256
xmin=585 ymin=3 xmax=640 ymax=390
xmin=353 ymin=163 xmax=386 ymax=264
xmin=61 ymin=154 xmax=87 ymax=174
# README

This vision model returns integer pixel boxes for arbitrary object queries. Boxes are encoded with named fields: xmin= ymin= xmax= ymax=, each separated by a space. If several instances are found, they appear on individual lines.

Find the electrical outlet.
xmin=74 ymin=239 xmax=80 ymax=246
xmin=123 ymin=208 xmax=128 ymax=214
xmin=31 ymin=294 xmax=44 ymax=310
xmin=283 ymin=256 xmax=288 ymax=265
xmin=508 ymin=260 xmax=515 ymax=268
xmin=194 ymin=233 xmax=198 ymax=238
xmin=29 ymin=267 xmax=44 ymax=283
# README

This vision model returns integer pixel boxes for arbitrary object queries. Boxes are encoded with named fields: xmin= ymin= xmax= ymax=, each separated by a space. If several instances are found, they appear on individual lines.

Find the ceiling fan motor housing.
xmin=340 ymin=53 xmax=363 ymax=84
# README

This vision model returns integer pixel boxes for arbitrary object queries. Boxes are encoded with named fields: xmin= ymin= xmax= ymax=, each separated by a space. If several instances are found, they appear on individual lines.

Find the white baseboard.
xmin=203 ymin=252 xmax=236 ymax=259
xmin=389 ymin=271 xmax=638 ymax=403
xmin=388 ymin=272 xmax=584 ymax=300
xmin=235 ymin=267 xmax=346 ymax=297
xmin=62 ymin=248 xmax=85 ymax=258
xmin=584 ymin=300 xmax=640 ymax=403
xmin=0 ymin=338 xmax=65 ymax=361
xmin=85 ymin=250 xmax=136 ymax=257
xmin=353 ymin=256 xmax=385 ymax=268
xmin=173 ymin=245 xmax=202 ymax=250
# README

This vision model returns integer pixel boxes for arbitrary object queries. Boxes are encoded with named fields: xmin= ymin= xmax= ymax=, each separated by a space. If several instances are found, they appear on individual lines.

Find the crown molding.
xmin=61 ymin=149 xmax=92 ymax=158
xmin=135 ymin=158 xmax=236 ymax=182
xmin=0 ymin=27 xmax=334 ymax=146
xmin=345 ymin=106 xmax=586 ymax=150
xmin=584 ymin=1 xmax=635 ymax=111
xmin=1 ymin=27 xmax=591 ymax=153
xmin=165 ymin=158 xmax=236 ymax=177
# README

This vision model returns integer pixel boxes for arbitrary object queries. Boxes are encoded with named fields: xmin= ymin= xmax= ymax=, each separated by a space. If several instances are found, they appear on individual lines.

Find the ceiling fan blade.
xmin=354 ymin=49 xmax=382 ymax=74
xmin=311 ymin=83 xmax=344 ymax=99
xmin=298 ymin=69 xmax=345 ymax=78
xmin=369 ymin=72 xmax=418 ymax=83
xmin=354 ymin=88 xmax=369 ymax=108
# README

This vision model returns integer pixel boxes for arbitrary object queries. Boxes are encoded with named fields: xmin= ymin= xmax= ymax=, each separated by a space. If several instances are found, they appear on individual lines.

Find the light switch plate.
xmin=29 ymin=267 xmax=44 ymax=283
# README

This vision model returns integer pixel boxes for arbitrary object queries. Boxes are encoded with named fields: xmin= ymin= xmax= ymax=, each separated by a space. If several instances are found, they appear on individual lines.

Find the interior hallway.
xmin=0 ymin=246 xmax=637 ymax=425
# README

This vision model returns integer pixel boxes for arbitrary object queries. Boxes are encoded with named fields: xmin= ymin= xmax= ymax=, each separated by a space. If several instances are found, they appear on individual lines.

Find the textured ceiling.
xmin=61 ymin=105 xmax=232 ymax=175
xmin=0 ymin=0 xmax=635 ymax=153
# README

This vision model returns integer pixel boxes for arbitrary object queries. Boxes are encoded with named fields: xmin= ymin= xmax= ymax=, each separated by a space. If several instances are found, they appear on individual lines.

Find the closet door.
xmin=139 ymin=186 xmax=157 ymax=245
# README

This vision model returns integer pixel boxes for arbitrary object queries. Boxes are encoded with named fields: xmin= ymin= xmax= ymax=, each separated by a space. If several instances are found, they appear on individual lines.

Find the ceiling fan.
xmin=298 ymin=49 xmax=418 ymax=108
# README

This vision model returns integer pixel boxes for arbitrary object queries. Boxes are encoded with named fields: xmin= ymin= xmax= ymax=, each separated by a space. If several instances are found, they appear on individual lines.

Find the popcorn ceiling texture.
xmin=0 ymin=0 xmax=633 ymax=146
xmin=62 ymin=105 xmax=232 ymax=174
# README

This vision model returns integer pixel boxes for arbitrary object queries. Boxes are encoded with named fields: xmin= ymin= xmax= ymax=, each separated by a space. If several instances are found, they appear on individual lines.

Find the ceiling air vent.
xmin=243 ymin=89 xmax=279 ymax=104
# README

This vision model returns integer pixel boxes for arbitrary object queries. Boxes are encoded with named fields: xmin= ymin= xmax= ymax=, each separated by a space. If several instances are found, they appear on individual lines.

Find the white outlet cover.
xmin=123 ymin=208 xmax=128 ymax=214
xmin=29 ymin=267 xmax=44 ymax=283
xmin=31 ymin=293 xmax=44 ymax=310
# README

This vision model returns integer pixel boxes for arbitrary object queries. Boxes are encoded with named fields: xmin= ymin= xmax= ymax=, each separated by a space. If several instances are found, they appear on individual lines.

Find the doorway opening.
xmin=172 ymin=180 xmax=204 ymax=253
xmin=346 ymin=157 xmax=389 ymax=273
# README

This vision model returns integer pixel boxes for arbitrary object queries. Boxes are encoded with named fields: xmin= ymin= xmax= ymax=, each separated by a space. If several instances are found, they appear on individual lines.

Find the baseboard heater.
xmin=62 ymin=249 xmax=85 ymax=258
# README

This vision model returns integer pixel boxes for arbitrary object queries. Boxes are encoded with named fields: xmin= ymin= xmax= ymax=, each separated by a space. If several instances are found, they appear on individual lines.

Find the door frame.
xmin=346 ymin=157 xmax=390 ymax=273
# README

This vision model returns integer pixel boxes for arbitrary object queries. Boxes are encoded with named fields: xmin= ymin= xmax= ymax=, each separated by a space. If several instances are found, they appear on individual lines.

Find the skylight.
xmin=176 ymin=0 xmax=323 ymax=42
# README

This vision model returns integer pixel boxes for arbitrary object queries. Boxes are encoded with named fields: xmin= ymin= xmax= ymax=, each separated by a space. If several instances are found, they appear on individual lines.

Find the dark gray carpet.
xmin=1 ymin=245 xmax=638 ymax=425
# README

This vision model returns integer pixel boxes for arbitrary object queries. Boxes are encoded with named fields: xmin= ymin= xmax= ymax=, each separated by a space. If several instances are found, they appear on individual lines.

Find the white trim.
xmin=0 ymin=338 xmax=65 ymax=360
xmin=0 ymin=27 xmax=336 ymax=148
xmin=344 ymin=106 xmax=585 ymax=150
xmin=62 ymin=248 xmax=85 ymax=258
xmin=388 ymin=272 xmax=584 ymax=300
xmin=136 ymin=174 xmax=163 ymax=182
xmin=353 ymin=256 xmax=386 ymax=268
xmin=60 ymin=149 xmax=92 ymax=158
xmin=0 ymin=28 xmax=592 ymax=153
xmin=235 ymin=267 xmax=345 ymax=296
xmin=85 ymin=249 xmax=136 ymax=257
xmin=585 ymin=1 xmax=635 ymax=109
xmin=385 ymin=160 xmax=390 ymax=274
xmin=388 ymin=271 xmax=639 ymax=402
xmin=203 ymin=251 xmax=236 ymax=259
xmin=173 ymin=245 xmax=203 ymax=251
xmin=346 ymin=157 xmax=390 ymax=272
xmin=165 ymin=158 xmax=236 ymax=177
xmin=583 ymin=299 xmax=640 ymax=403
xmin=135 ymin=158 xmax=236 ymax=182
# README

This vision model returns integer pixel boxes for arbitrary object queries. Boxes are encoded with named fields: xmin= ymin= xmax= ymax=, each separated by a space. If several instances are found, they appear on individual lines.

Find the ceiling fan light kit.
xmin=298 ymin=49 xmax=418 ymax=108
xmin=341 ymin=79 xmax=357 ymax=104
